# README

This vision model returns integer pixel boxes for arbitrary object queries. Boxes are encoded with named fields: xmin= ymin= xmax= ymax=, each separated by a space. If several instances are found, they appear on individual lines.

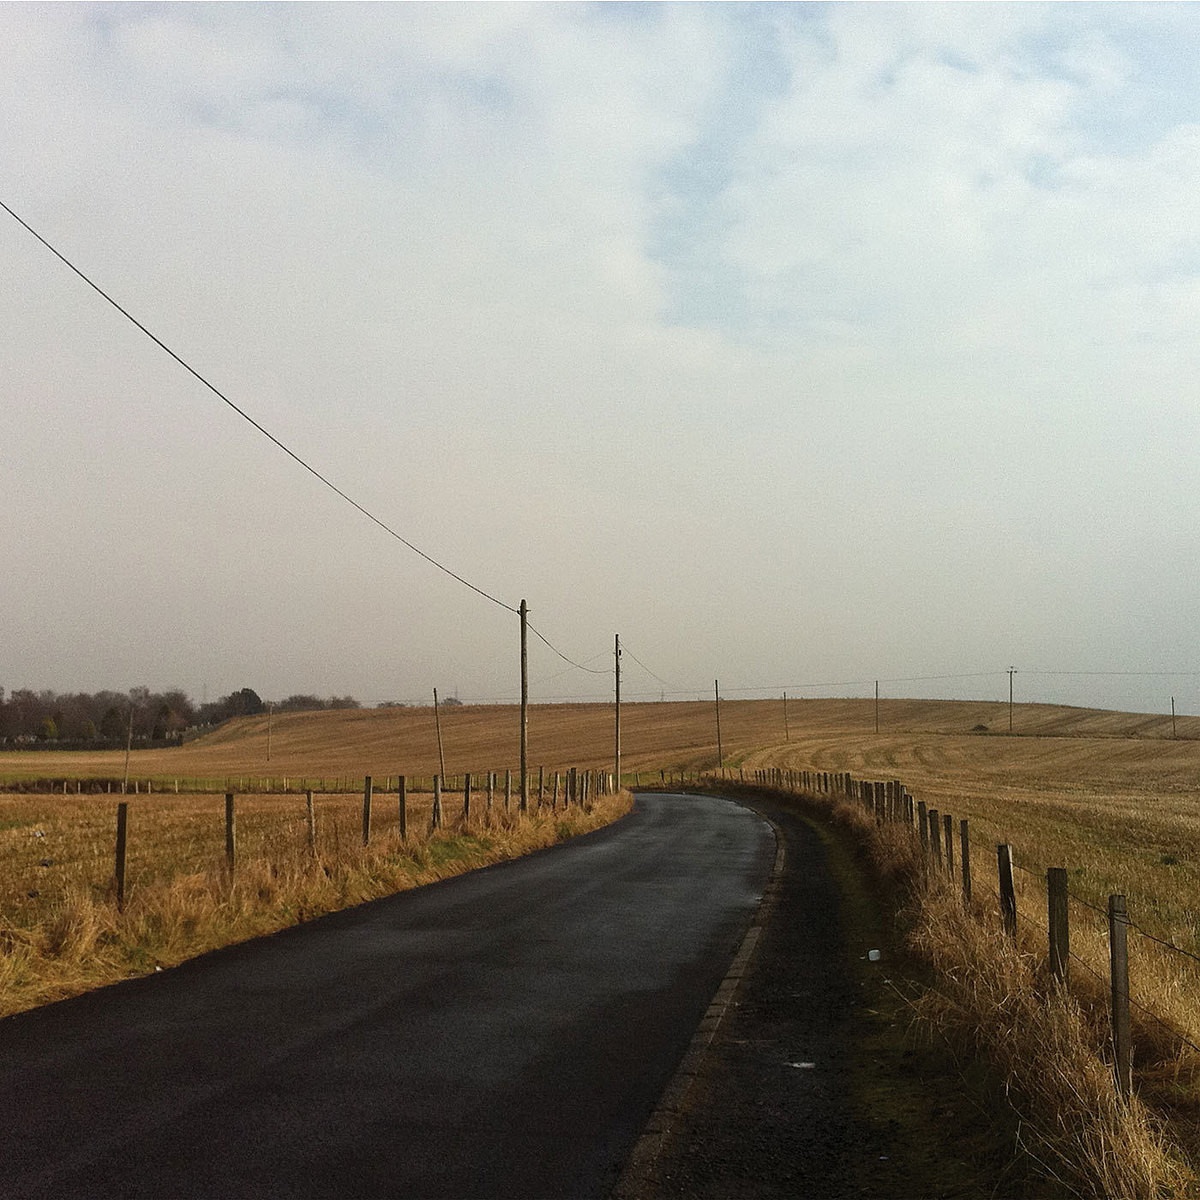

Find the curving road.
xmin=0 ymin=793 xmax=773 ymax=1199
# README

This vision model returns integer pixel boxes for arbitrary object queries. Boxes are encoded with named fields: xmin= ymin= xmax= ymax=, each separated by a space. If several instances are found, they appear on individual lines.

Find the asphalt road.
xmin=0 ymin=793 xmax=774 ymax=1199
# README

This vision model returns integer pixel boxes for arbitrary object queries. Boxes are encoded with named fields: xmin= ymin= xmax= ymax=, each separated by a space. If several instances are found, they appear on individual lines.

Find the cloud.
xmin=2 ymin=4 xmax=1199 ymax=713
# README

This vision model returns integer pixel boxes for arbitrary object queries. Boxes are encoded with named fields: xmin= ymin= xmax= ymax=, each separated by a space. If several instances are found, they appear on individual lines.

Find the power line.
xmin=620 ymin=644 xmax=675 ymax=689
xmin=530 ymin=649 xmax=611 ymax=688
xmin=526 ymin=622 xmax=611 ymax=675
xmin=0 ymin=197 xmax=516 ymax=614
xmin=1022 ymin=670 xmax=1200 ymax=678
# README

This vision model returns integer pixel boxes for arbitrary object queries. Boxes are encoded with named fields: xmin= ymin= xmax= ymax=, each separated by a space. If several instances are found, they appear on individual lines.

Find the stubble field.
xmin=4 ymin=696 xmax=1200 ymax=1033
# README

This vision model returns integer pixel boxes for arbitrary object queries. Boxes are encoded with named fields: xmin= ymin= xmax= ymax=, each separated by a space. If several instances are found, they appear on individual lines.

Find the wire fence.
xmin=662 ymin=762 xmax=1200 ymax=1103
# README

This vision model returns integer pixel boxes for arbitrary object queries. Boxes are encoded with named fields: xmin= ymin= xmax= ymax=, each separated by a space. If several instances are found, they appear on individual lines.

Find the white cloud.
xmin=2 ymin=3 xmax=1199 ymax=713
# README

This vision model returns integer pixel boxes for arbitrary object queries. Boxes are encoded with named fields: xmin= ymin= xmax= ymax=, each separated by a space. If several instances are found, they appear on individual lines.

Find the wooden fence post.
xmin=487 ymin=771 xmax=494 ymax=817
xmin=1109 ymin=894 xmax=1132 ymax=1100
xmin=225 ymin=793 xmax=236 ymax=882
xmin=505 ymin=769 xmax=511 ymax=812
xmin=398 ymin=776 xmax=407 ymax=842
xmin=1048 ymin=867 xmax=1069 ymax=984
xmin=432 ymin=776 xmax=443 ymax=830
xmin=918 ymin=801 xmax=929 ymax=849
xmin=362 ymin=776 xmax=373 ymax=846
xmin=114 ymin=802 xmax=128 ymax=913
xmin=554 ymin=772 xmax=561 ymax=810
xmin=943 ymin=813 xmax=954 ymax=878
xmin=998 ymin=844 xmax=1017 ymax=937
xmin=463 ymin=773 xmax=471 ymax=827
xmin=959 ymin=818 xmax=972 ymax=903
xmin=306 ymin=790 xmax=317 ymax=855
xmin=929 ymin=809 xmax=942 ymax=865
xmin=538 ymin=766 xmax=544 ymax=810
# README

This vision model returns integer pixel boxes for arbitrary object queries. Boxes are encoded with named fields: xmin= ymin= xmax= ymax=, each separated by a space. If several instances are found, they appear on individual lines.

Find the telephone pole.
xmin=433 ymin=688 xmax=446 ymax=779
xmin=715 ymin=679 xmax=723 ymax=768
xmin=519 ymin=599 xmax=529 ymax=813
xmin=614 ymin=634 xmax=622 ymax=787
xmin=122 ymin=701 xmax=135 ymax=794
xmin=1008 ymin=667 xmax=1016 ymax=734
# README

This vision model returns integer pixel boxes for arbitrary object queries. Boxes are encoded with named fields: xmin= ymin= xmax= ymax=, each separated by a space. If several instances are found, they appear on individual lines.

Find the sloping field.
xmin=8 ymin=696 xmax=1200 ymax=946
xmin=0 ymin=700 xmax=780 ymax=784
xmin=6 ymin=695 xmax=1197 ymax=786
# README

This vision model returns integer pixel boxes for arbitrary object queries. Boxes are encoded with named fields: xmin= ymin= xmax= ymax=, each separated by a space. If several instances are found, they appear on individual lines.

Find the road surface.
xmin=0 ymin=792 xmax=773 ymax=1198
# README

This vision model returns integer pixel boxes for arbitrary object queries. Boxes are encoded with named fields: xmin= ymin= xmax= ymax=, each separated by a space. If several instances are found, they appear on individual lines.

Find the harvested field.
xmin=6 ymin=696 xmax=1200 ymax=1043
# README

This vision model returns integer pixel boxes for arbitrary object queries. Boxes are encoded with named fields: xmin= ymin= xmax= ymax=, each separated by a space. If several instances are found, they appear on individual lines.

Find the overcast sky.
xmin=4 ymin=2 xmax=1199 ymax=714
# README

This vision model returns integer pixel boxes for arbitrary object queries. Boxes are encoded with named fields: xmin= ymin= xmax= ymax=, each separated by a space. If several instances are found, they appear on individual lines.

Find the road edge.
xmin=610 ymin=795 xmax=786 ymax=1199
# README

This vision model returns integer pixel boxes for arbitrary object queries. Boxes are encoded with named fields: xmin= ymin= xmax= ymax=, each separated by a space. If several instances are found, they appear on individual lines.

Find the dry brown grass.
xmin=0 ymin=784 xmax=631 ymax=1020
xmin=0 ymin=698 xmax=796 ymax=785
xmin=706 ymin=775 xmax=1195 ymax=1199
xmin=10 ymin=696 xmax=1200 ymax=1187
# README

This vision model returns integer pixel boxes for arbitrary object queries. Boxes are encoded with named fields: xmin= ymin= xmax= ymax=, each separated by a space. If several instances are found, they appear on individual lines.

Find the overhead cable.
xmin=0 ymin=198 xmax=516 ymax=614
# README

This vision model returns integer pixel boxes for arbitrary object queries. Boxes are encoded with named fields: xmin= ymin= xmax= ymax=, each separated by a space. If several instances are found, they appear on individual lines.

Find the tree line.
xmin=0 ymin=687 xmax=366 ymax=746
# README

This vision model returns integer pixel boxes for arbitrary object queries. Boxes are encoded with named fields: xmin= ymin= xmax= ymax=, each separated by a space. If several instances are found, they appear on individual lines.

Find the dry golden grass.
xmin=10 ymin=695 xmax=1200 ymax=1183
xmin=705 ymin=775 xmax=1196 ymax=1199
xmin=0 ymin=698 xmax=795 ymax=785
xmin=0 ymin=784 xmax=631 ymax=1020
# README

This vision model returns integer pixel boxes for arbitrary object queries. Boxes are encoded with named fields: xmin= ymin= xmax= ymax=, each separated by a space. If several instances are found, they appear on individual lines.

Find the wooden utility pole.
xmin=783 ymin=691 xmax=789 ymax=741
xmin=520 ymin=599 xmax=529 ymax=813
xmin=433 ymin=688 xmax=446 ymax=780
xmin=614 ymin=633 xmax=622 ymax=788
xmin=874 ymin=681 xmax=879 ymax=734
xmin=266 ymin=702 xmax=273 ymax=763
xmin=1008 ymin=667 xmax=1016 ymax=734
xmin=122 ymin=702 xmax=135 ymax=794
xmin=1172 ymin=696 xmax=1177 ymax=739
xmin=714 ymin=679 xmax=723 ymax=767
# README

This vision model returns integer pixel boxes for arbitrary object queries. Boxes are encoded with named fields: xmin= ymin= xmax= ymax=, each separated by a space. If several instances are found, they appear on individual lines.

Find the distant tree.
xmin=227 ymin=687 xmax=265 ymax=717
xmin=100 ymin=706 xmax=126 ymax=741
xmin=39 ymin=716 xmax=58 ymax=741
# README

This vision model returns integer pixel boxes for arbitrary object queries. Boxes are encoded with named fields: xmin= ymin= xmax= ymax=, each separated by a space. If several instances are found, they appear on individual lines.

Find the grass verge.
xmin=0 ymin=789 xmax=632 ymax=1020
xmin=695 ymin=779 xmax=1195 ymax=1200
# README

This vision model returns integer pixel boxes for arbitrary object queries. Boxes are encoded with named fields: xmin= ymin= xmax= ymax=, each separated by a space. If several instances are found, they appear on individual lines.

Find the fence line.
xmin=1 ymin=767 xmax=621 ymax=920
xmin=649 ymin=761 xmax=1200 ymax=1104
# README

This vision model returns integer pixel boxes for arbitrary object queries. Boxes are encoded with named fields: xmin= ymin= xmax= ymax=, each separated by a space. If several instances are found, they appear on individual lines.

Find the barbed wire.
xmin=1127 ymin=919 xmax=1200 ymax=969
